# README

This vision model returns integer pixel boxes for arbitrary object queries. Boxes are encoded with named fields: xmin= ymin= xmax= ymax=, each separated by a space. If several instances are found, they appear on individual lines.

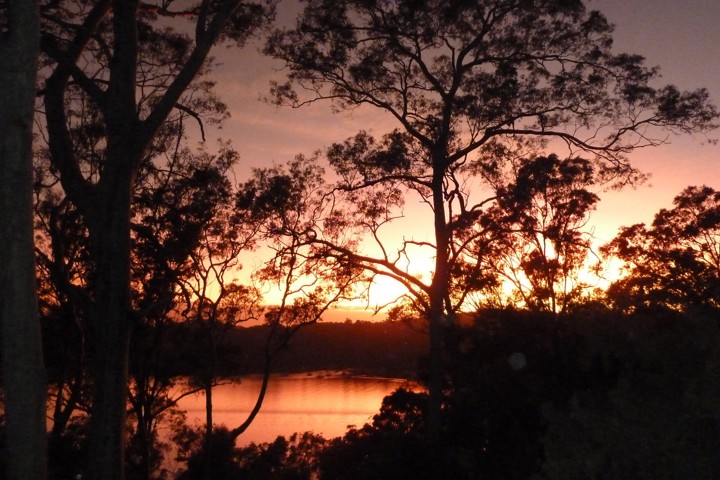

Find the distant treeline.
xmin=110 ymin=320 xmax=429 ymax=382
xmin=228 ymin=321 xmax=427 ymax=378
xmin=232 ymin=321 xmax=428 ymax=378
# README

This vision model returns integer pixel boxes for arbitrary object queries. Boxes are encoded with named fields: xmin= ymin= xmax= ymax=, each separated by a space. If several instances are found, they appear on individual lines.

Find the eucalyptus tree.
xmin=34 ymin=131 xmax=254 ymax=477
xmin=265 ymin=0 xmax=718 ymax=438
xmin=0 ymin=1 xmax=47 ymax=478
xmin=232 ymin=157 xmax=369 ymax=440
xmin=602 ymin=185 xmax=720 ymax=313
xmin=481 ymin=154 xmax=602 ymax=313
xmin=126 ymin=144 xmax=245 ymax=479
xmin=173 ymin=156 xmax=366 ymax=478
xmin=173 ymin=153 xmax=264 ymax=444
xmin=37 ymin=1 xmax=275 ymax=477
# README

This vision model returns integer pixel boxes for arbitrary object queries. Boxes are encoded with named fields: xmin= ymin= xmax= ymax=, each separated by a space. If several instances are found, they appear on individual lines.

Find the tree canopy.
xmin=603 ymin=185 xmax=720 ymax=312
xmin=37 ymin=1 xmax=276 ymax=477
xmin=264 ymin=0 xmax=718 ymax=439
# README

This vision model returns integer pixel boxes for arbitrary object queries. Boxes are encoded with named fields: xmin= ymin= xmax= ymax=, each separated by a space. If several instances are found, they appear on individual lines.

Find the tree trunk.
xmin=204 ymin=331 xmax=217 ymax=440
xmin=85 ymin=242 xmax=133 ymax=479
xmin=85 ymin=283 xmax=132 ymax=480
xmin=37 ymin=1 xmax=260 ymax=476
xmin=84 ymin=161 xmax=135 ymax=480
xmin=130 ymin=375 xmax=152 ymax=480
xmin=204 ymin=381 xmax=213 ymax=439
xmin=0 ymin=2 xmax=48 ymax=479
xmin=426 ymin=148 xmax=452 ymax=443
xmin=201 ymin=379 xmax=214 ymax=480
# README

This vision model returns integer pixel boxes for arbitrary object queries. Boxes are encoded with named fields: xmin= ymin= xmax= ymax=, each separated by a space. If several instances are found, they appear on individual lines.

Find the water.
xmin=175 ymin=371 xmax=422 ymax=446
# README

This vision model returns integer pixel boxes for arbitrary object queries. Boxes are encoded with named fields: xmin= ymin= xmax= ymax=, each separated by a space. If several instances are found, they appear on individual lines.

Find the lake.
xmin=175 ymin=371 xmax=423 ymax=446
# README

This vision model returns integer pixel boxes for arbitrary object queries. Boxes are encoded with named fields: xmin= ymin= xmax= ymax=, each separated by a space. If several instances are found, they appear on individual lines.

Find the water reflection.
xmin=176 ymin=371 xmax=422 ymax=445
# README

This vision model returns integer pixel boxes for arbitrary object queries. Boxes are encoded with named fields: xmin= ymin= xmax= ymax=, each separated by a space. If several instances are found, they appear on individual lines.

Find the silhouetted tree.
xmin=0 ymin=1 xmax=48 ymax=478
xmin=34 ymin=185 xmax=94 ymax=478
xmin=318 ymin=388 xmax=432 ymax=480
xmin=177 ymin=281 xmax=261 ymax=443
xmin=173 ymin=151 xmax=264 ymax=445
xmin=176 ymin=430 xmax=326 ymax=480
xmin=37 ymin=1 xmax=274 ymax=477
xmin=265 ymin=0 xmax=718 ymax=440
xmin=233 ymin=158 xmax=366 ymax=431
xmin=440 ymin=308 xmax=615 ymax=479
xmin=164 ymin=157 xmax=364 ymax=479
xmin=484 ymin=154 xmax=601 ymax=313
xmin=127 ymin=145 xmax=246 ymax=480
xmin=33 ymin=117 xmax=250 ymax=477
xmin=602 ymin=185 xmax=720 ymax=312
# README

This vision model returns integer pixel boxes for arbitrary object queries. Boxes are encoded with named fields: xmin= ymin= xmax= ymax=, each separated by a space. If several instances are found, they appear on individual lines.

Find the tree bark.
xmin=204 ymin=381 xmax=214 ymax=439
xmin=426 ymin=146 xmax=451 ymax=444
xmin=84 ymin=138 xmax=136 ymax=480
xmin=0 ymin=1 xmax=48 ymax=479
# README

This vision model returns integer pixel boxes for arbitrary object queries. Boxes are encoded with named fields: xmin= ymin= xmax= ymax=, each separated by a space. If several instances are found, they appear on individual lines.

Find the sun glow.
xmin=366 ymin=274 xmax=415 ymax=308
xmin=365 ymin=254 xmax=436 ymax=309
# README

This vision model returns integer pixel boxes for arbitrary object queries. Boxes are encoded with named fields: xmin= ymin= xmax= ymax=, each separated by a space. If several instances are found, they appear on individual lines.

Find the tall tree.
xmin=37 ymin=1 xmax=274 ymax=478
xmin=265 ymin=0 xmax=717 ymax=440
xmin=484 ymin=154 xmax=601 ymax=313
xmin=232 ymin=157 xmax=367 ymax=443
xmin=126 ymin=144 xmax=245 ymax=479
xmin=0 ymin=1 xmax=48 ymax=478
xmin=35 ymin=132 xmax=261 ymax=477
xmin=174 ymin=157 xmax=365 ymax=479
xmin=602 ymin=185 xmax=720 ymax=312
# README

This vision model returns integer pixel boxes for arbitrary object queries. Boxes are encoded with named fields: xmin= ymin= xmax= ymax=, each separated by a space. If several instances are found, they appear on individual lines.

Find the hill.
xmin=228 ymin=320 xmax=428 ymax=379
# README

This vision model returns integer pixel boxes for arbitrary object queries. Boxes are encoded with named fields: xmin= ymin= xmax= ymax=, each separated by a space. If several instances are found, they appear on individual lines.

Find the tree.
xmin=318 ymin=388 xmax=431 ymax=480
xmin=34 ymin=137 xmax=253 ymax=476
xmin=602 ymin=185 xmax=720 ymax=313
xmin=265 ymin=0 xmax=717 ymax=440
xmin=0 ymin=1 xmax=48 ymax=478
xmin=233 ymin=156 xmax=368 ymax=433
xmin=172 ymin=157 xmax=365 ymax=479
xmin=172 ymin=149 xmax=262 ymax=445
xmin=126 ymin=144 xmax=246 ymax=479
xmin=37 ymin=2 xmax=274 ymax=477
xmin=483 ymin=154 xmax=601 ymax=313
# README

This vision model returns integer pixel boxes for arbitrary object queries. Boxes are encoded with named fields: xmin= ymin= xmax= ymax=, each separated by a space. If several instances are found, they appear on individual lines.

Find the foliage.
xmin=479 ymin=154 xmax=602 ymax=312
xmin=222 ymin=309 xmax=720 ymax=480
xmin=602 ymin=185 xmax=720 ymax=312
xmin=236 ymin=155 xmax=372 ymax=312
xmin=541 ymin=309 xmax=720 ymax=479
xmin=174 ymin=426 xmax=327 ymax=480
xmin=46 ymin=415 xmax=90 ymax=480
xmin=232 ymin=432 xmax=327 ymax=480
xmin=264 ymin=0 xmax=717 ymax=438
xmin=440 ymin=308 xmax=618 ymax=479
xmin=268 ymin=0 xmax=716 ymax=157
xmin=317 ymin=388 xmax=434 ymax=480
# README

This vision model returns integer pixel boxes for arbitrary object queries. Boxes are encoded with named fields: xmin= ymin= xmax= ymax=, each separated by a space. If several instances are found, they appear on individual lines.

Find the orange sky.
xmin=201 ymin=0 xmax=720 ymax=314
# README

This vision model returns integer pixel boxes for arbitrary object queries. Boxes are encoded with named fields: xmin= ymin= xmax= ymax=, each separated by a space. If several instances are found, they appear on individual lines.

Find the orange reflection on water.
xmin=176 ymin=371 xmax=423 ymax=445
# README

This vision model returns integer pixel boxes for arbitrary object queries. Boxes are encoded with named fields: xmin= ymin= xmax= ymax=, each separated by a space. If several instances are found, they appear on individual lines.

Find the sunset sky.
xmin=201 ymin=0 xmax=720 ymax=312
